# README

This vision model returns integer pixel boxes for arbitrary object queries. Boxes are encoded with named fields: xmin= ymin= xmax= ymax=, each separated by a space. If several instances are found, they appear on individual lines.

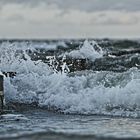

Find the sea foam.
xmin=1 ymin=40 xmax=140 ymax=117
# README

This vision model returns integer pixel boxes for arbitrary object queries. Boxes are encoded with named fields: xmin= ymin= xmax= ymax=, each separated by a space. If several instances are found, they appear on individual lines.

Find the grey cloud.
xmin=0 ymin=0 xmax=41 ymax=8
xmin=90 ymin=12 xmax=140 ymax=25
xmin=0 ymin=0 xmax=140 ymax=12
xmin=6 ymin=14 xmax=25 ymax=22
xmin=98 ymin=17 xmax=139 ymax=25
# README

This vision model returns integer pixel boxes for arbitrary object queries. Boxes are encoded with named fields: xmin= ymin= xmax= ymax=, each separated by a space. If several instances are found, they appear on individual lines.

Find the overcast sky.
xmin=0 ymin=0 xmax=140 ymax=39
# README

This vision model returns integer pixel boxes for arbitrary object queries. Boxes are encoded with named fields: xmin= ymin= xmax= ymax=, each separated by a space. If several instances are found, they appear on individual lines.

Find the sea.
xmin=0 ymin=38 xmax=140 ymax=140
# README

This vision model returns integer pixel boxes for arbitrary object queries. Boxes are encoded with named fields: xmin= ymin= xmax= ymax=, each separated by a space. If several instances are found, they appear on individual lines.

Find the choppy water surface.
xmin=1 ymin=39 xmax=140 ymax=140
xmin=1 ymin=108 xmax=140 ymax=140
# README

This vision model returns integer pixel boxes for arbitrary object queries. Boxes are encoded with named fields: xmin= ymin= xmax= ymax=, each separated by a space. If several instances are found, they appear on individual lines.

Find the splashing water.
xmin=0 ymin=40 xmax=140 ymax=118
xmin=68 ymin=40 xmax=103 ymax=61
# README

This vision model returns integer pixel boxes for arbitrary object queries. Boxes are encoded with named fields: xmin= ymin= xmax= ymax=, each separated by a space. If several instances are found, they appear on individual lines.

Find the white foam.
xmin=1 ymin=40 xmax=140 ymax=117
xmin=1 ymin=114 xmax=28 ymax=121
xmin=0 ymin=71 xmax=4 ymax=76
xmin=68 ymin=40 xmax=103 ymax=61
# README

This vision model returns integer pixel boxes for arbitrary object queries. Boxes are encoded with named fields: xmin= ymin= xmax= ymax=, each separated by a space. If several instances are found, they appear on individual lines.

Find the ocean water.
xmin=0 ymin=39 xmax=140 ymax=140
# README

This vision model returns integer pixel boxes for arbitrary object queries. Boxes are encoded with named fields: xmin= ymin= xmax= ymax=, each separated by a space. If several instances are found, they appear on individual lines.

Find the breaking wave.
xmin=67 ymin=40 xmax=103 ymax=61
xmin=1 ymin=40 xmax=140 ymax=118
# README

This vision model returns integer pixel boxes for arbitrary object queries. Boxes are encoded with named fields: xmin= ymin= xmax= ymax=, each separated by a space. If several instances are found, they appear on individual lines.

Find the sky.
xmin=0 ymin=0 xmax=140 ymax=39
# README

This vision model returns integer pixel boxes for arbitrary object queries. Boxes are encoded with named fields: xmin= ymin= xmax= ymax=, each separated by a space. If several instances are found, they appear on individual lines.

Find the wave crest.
xmin=1 ymin=40 xmax=140 ymax=117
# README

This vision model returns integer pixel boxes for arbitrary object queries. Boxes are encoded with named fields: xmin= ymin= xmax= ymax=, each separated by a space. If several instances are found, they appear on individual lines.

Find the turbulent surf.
xmin=0 ymin=39 xmax=140 ymax=118
xmin=1 ymin=39 xmax=140 ymax=140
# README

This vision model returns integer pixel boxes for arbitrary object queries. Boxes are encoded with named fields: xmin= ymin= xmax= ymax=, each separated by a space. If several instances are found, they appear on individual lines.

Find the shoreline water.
xmin=0 ymin=39 xmax=140 ymax=139
xmin=1 ymin=106 xmax=140 ymax=140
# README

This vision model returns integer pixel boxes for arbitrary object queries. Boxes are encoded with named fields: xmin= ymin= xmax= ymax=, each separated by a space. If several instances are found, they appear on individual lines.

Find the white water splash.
xmin=68 ymin=40 xmax=103 ymax=61
xmin=1 ymin=40 xmax=140 ymax=117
